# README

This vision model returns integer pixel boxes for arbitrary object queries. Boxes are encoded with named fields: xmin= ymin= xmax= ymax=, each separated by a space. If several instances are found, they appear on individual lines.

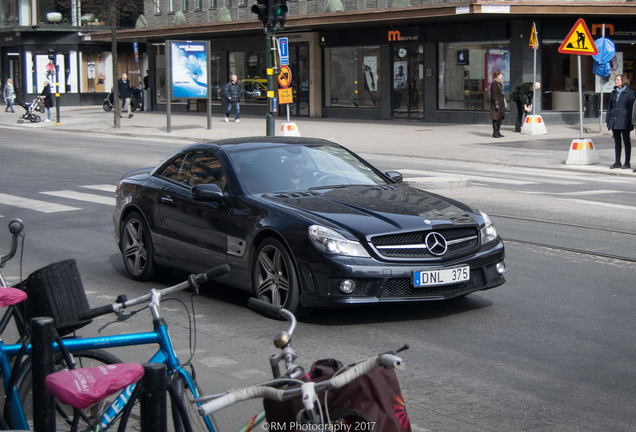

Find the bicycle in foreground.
xmin=195 ymin=299 xmax=411 ymax=430
xmin=0 ymin=262 xmax=243 ymax=431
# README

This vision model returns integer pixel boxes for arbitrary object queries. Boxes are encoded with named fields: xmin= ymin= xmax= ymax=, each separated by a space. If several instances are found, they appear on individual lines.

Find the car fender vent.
xmin=268 ymin=191 xmax=320 ymax=199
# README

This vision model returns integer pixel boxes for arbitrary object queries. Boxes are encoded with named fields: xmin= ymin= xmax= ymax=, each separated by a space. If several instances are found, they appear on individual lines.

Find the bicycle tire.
xmin=15 ymin=349 xmax=122 ymax=431
xmin=117 ymin=371 xmax=217 ymax=432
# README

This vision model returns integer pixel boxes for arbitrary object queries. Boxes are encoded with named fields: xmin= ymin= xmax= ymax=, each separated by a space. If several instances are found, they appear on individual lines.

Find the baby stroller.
xmin=17 ymin=98 xmax=43 ymax=124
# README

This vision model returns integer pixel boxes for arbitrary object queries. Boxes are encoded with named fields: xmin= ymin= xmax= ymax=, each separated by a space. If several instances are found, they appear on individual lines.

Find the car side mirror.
xmin=385 ymin=171 xmax=403 ymax=184
xmin=191 ymin=184 xmax=224 ymax=201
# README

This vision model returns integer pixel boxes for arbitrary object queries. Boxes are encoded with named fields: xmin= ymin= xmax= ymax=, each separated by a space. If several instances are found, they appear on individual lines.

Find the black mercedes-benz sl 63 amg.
xmin=113 ymin=137 xmax=505 ymax=315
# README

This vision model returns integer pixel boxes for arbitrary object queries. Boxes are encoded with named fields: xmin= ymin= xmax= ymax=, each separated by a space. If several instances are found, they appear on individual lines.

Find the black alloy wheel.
xmin=121 ymin=212 xmax=156 ymax=281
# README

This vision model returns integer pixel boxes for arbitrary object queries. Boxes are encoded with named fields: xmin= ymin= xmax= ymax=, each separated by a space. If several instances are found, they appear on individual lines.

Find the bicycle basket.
xmin=23 ymin=259 xmax=92 ymax=336
xmin=264 ymin=358 xmax=411 ymax=431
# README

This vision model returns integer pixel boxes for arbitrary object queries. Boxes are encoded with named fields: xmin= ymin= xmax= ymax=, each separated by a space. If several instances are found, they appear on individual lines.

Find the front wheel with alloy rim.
xmin=121 ymin=211 xmax=157 ymax=281
xmin=252 ymin=238 xmax=308 ymax=316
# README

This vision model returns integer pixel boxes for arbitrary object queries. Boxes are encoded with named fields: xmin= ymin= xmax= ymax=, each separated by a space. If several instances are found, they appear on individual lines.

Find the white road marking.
xmin=0 ymin=193 xmax=81 ymax=213
xmin=41 ymin=190 xmax=115 ymax=206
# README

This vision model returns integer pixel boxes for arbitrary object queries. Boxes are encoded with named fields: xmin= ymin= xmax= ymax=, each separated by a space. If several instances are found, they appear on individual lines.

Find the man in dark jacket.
xmin=118 ymin=73 xmax=133 ymax=119
xmin=510 ymin=81 xmax=540 ymax=132
xmin=224 ymin=74 xmax=242 ymax=123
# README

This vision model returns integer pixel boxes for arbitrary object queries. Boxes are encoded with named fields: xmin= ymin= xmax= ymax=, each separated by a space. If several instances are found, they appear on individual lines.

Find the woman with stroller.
xmin=3 ymin=78 xmax=15 ymax=113
xmin=39 ymin=81 xmax=53 ymax=122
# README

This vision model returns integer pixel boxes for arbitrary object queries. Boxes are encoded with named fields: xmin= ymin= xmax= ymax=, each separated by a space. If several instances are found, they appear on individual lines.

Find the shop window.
xmin=541 ymin=43 xmax=635 ymax=111
xmin=324 ymin=46 xmax=381 ymax=109
xmin=438 ymin=42 xmax=509 ymax=111
xmin=228 ymin=50 xmax=267 ymax=104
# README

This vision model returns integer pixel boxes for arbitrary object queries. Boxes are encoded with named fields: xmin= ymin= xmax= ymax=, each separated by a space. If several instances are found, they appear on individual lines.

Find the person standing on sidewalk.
xmin=224 ymin=74 xmax=242 ymax=123
xmin=3 ymin=78 xmax=15 ymax=113
xmin=606 ymin=74 xmax=635 ymax=169
xmin=489 ymin=70 xmax=505 ymax=138
xmin=118 ymin=73 xmax=134 ymax=118
xmin=511 ymin=81 xmax=541 ymax=132
xmin=39 ymin=81 xmax=53 ymax=121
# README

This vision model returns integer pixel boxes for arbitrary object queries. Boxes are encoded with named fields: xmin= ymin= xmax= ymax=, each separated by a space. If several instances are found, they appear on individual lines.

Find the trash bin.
xmin=584 ymin=93 xmax=600 ymax=118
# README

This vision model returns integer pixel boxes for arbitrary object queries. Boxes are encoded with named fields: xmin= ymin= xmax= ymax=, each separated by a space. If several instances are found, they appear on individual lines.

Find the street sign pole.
xmin=266 ymin=29 xmax=276 ymax=136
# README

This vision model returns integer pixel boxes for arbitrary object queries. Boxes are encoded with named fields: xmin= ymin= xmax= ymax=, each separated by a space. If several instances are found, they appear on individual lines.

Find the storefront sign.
xmin=558 ymin=18 xmax=598 ymax=55
xmin=387 ymin=27 xmax=421 ymax=43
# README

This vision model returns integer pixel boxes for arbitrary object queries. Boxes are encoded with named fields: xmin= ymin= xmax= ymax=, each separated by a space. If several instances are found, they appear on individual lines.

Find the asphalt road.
xmin=0 ymin=128 xmax=634 ymax=432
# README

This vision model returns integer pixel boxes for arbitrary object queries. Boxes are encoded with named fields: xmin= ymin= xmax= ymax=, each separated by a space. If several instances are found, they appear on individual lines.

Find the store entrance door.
xmin=392 ymin=45 xmax=423 ymax=119
xmin=286 ymin=42 xmax=309 ymax=117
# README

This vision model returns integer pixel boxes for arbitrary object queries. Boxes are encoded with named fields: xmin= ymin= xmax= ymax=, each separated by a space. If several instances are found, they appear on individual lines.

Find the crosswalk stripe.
xmin=561 ymin=198 xmax=636 ymax=210
xmin=0 ymin=193 xmax=81 ymax=213
xmin=81 ymin=184 xmax=116 ymax=193
xmin=41 ymin=190 xmax=115 ymax=206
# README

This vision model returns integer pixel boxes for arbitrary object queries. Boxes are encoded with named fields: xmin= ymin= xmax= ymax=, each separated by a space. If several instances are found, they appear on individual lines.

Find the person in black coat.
xmin=489 ymin=70 xmax=505 ymax=138
xmin=606 ymin=74 xmax=636 ymax=169
xmin=39 ymin=81 xmax=54 ymax=121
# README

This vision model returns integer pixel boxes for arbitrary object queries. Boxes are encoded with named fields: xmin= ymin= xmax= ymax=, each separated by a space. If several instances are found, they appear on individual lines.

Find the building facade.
xmin=3 ymin=1 xmax=636 ymax=124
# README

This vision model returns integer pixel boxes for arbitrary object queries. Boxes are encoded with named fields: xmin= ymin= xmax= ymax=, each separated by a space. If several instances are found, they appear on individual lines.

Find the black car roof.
xmin=184 ymin=136 xmax=340 ymax=152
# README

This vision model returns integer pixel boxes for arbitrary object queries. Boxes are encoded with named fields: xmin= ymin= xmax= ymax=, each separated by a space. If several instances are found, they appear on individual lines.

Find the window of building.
xmin=438 ymin=42 xmax=510 ymax=111
xmin=209 ymin=0 xmax=217 ymax=9
xmin=168 ymin=0 xmax=174 ymax=13
xmin=182 ymin=0 xmax=188 ymax=11
xmin=195 ymin=0 xmax=202 ymax=10
xmin=228 ymin=50 xmax=267 ymax=104
xmin=238 ymin=0 xmax=247 ymax=6
xmin=324 ymin=46 xmax=381 ymax=109
xmin=541 ymin=42 xmax=635 ymax=111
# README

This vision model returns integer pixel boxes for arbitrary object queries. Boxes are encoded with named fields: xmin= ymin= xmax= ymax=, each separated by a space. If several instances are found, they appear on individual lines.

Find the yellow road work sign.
xmin=558 ymin=18 xmax=598 ymax=55
xmin=529 ymin=22 xmax=538 ymax=49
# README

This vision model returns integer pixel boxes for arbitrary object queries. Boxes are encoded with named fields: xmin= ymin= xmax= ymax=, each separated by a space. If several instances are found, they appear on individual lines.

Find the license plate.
xmin=413 ymin=266 xmax=470 ymax=287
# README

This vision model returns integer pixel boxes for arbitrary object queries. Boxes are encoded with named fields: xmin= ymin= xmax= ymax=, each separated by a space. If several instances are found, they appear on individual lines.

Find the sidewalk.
xmin=2 ymin=105 xmax=635 ymax=178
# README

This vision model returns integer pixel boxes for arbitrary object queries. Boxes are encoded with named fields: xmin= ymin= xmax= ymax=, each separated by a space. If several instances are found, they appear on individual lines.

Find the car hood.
xmin=260 ymin=185 xmax=479 ymax=236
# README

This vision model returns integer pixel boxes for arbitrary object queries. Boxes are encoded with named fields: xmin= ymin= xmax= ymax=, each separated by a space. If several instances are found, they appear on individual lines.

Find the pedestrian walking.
xmin=510 ymin=81 xmax=541 ymax=132
xmin=606 ymin=74 xmax=635 ymax=169
xmin=224 ymin=74 xmax=242 ymax=123
xmin=118 ymin=73 xmax=134 ymax=118
xmin=489 ymin=70 xmax=505 ymax=138
xmin=3 ymin=78 xmax=16 ymax=113
xmin=39 ymin=81 xmax=54 ymax=121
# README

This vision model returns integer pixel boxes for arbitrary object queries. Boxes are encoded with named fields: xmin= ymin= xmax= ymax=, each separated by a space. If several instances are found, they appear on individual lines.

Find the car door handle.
xmin=161 ymin=195 xmax=174 ymax=204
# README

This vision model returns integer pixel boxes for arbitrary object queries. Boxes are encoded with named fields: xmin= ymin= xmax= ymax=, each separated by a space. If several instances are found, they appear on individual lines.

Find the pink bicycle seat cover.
xmin=0 ymin=287 xmax=27 ymax=307
xmin=45 ymin=363 xmax=144 ymax=410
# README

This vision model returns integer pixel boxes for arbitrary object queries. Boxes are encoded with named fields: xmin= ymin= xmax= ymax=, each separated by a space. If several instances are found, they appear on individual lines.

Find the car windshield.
xmin=227 ymin=144 xmax=388 ymax=194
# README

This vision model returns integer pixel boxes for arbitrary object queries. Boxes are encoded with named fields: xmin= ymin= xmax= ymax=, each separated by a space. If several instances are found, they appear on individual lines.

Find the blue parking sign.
xmin=278 ymin=37 xmax=289 ymax=66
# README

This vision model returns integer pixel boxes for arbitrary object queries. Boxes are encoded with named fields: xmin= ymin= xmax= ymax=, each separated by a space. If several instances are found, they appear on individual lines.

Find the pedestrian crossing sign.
xmin=558 ymin=18 xmax=598 ymax=55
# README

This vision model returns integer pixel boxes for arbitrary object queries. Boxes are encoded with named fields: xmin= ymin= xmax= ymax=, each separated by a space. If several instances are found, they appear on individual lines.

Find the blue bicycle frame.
xmin=1 ymin=317 xmax=216 ymax=431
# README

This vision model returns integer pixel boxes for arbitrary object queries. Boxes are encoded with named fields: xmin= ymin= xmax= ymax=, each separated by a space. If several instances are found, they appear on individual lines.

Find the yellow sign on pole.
xmin=558 ymin=18 xmax=598 ymax=56
xmin=529 ymin=22 xmax=538 ymax=50
xmin=278 ymin=88 xmax=293 ymax=104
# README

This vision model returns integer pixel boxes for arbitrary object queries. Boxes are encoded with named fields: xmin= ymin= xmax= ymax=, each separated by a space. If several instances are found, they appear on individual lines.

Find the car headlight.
xmin=308 ymin=225 xmax=370 ymax=257
xmin=479 ymin=211 xmax=498 ymax=244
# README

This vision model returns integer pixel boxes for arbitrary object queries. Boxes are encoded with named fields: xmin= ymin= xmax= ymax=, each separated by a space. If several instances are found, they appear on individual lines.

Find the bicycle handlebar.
xmin=78 ymin=264 xmax=230 ymax=320
xmin=0 ymin=219 xmax=24 ymax=268
xmin=197 ymin=353 xmax=403 ymax=416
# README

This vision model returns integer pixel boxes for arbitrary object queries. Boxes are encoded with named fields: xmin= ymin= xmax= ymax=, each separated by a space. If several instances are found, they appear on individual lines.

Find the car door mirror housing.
xmin=191 ymin=184 xmax=224 ymax=201
xmin=385 ymin=171 xmax=403 ymax=183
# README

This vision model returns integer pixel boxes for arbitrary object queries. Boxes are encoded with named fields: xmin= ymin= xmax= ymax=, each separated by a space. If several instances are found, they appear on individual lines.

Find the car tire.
xmin=121 ymin=212 xmax=157 ymax=281
xmin=252 ymin=238 xmax=307 ymax=316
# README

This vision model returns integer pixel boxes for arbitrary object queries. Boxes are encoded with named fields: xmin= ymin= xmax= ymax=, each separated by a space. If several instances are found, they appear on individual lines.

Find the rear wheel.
xmin=15 ymin=349 xmax=122 ymax=431
xmin=252 ymin=238 xmax=308 ymax=316
xmin=121 ymin=212 xmax=157 ymax=281
xmin=103 ymin=101 xmax=113 ymax=111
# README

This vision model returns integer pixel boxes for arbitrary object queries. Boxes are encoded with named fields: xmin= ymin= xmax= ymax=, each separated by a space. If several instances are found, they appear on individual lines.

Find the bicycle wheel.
xmin=15 ymin=349 xmax=122 ymax=431
xmin=117 ymin=371 xmax=217 ymax=432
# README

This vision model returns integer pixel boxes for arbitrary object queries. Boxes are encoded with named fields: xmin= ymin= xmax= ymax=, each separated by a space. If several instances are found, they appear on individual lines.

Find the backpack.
xmin=264 ymin=358 xmax=411 ymax=431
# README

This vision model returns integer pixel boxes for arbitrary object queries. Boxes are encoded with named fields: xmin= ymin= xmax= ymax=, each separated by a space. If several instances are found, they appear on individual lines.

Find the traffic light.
xmin=48 ymin=48 xmax=57 ymax=61
xmin=251 ymin=0 xmax=269 ymax=25
xmin=271 ymin=0 xmax=288 ymax=28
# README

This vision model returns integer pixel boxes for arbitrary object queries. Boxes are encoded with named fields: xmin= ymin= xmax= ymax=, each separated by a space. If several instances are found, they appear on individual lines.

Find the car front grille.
xmin=369 ymin=227 xmax=479 ymax=260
